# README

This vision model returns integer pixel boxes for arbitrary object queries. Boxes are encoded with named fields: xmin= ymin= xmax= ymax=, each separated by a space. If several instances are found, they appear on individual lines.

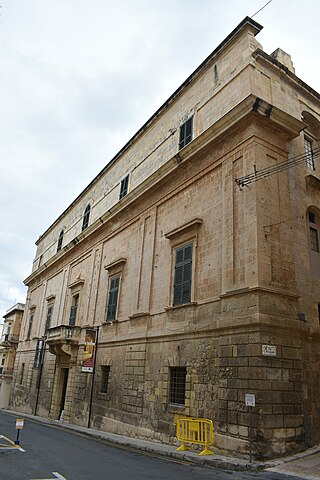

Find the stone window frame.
xmin=82 ymin=204 xmax=91 ymax=231
xmin=67 ymin=278 xmax=85 ymax=327
xmin=26 ymin=306 xmax=36 ymax=340
xmin=44 ymin=295 xmax=55 ymax=335
xmin=305 ymin=136 xmax=315 ymax=170
xmin=163 ymin=357 xmax=191 ymax=415
xmin=104 ymin=258 xmax=126 ymax=323
xmin=119 ymin=174 xmax=130 ymax=200
xmin=57 ymin=229 xmax=64 ymax=252
xmin=97 ymin=357 xmax=113 ymax=401
xmin=165 ymin=218 xmax=202 ymax=308
xmin=178 ymin=115 xmax=194 ymax=150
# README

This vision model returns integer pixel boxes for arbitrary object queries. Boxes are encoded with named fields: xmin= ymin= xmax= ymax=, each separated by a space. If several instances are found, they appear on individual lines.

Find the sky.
xmin=0 ymin=0 xmax=319 ymax=322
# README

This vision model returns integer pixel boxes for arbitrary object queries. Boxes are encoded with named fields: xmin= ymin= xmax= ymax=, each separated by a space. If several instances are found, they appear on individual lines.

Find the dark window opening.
xmin=82 ymin=204 xmax=91 ymax=231
xmin=57 ymin=230 xmax=64 ymax=252
xmin=309 ymin=211 xmax=316 ymax=224
xmin=69 ymin=294 xmax=79 ymax=326
xmin=169 ymin=367 xmax=186 ymax=405
xmin=101 ymin=366 xmax=110 ymax=393
xmin=318 ymin=304 xmax=320 ymax=325
xmin=119 ymin=175 xmax=129 ymax=199
xmin=44 ymin=304 xmax=53 ymax=335
xmin=310 ymin=227 xmax=319 ymax=252
xmin=107 ymin=276 xmax=120 ymax=321
xmin=173 ymin=243 xmax=193 ymax=306
xmin=179 ymin=117 xmax=193 ymax=150
xmin=305 ymin=137 xmax=314 ymax=169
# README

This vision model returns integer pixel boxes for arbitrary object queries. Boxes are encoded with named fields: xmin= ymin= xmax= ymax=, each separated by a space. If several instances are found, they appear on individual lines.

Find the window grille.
xmin=310 ymin=227 xmax=319 ymax=252
xmin=107 ymin=276 xmax=120 ymax=321
xmin=179 ymin=117 xmax=193 ymax=150
xmin=101 ymin=366 xmax=111 ymax=393
xmin=173 ymin=243 xmax=193 ymax=306
xmin=169 ymin=367 xmax=186 ymax=405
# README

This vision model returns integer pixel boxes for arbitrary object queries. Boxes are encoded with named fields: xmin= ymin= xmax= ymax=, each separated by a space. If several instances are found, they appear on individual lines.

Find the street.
xmin=0 ymin=411 xmax=305 ymax=480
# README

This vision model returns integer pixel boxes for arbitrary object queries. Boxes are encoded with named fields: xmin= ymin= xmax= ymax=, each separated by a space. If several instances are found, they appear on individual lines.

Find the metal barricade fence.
xmin=176 ymin=417 xmax=214 ymax=456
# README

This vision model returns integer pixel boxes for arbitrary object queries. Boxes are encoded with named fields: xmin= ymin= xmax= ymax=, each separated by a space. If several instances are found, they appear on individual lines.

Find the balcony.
xmin=46 ymin=325 xmax=81 ymax=360
xmin=0 ymin=367 xmax=14 ymax=378
xmin=1 ymin=334 xmax=19 ymax=346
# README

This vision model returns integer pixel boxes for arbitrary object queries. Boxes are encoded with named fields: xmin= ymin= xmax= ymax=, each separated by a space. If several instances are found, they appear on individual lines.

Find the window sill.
xmin=165 ymin=302 xmax=197 ymax=312
xmin=167 ymin=404 xmax=186 ymax=414
xmin=129 ymin=312 xmax=150 ymax=320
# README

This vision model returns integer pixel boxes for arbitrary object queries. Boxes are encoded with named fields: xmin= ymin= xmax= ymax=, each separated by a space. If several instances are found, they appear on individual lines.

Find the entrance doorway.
xmin=59 ymin=368 xmax=69 ymax=419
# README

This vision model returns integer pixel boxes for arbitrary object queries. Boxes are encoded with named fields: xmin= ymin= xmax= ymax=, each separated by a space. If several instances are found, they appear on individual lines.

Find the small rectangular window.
xmin=119 ymin=174 xmax=129 ymax=199
xmin=318 ymin=304 xmax=320 ymax=325
xmin=169 ymin=367 xmax=186 ymax=405
xmin=173 ymin=243 xmax=193 ymax=306
xmin=310 ymin=227 xmax=319 ymax=252
xmin=106 ymin=276 xmax=120 ymax=321
xmin=305 ymin=138 xmax=314 ymax=169
xmin=179 ymin=117 xmax=193 ymax=150
xmin=101 ymin=366 xmax=110 ymax=393
xmin=69 ymin=294 xmax=79 ymax=326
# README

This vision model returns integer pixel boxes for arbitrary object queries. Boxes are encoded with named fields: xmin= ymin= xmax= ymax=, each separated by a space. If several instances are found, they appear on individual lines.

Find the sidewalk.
xmin=3 ymin=409 xmax=320 ymax=476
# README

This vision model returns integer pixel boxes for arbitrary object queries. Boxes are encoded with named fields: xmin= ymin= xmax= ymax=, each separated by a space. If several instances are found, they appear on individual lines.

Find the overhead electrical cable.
xmin=235 ymin=147 xmax=320 ymax=188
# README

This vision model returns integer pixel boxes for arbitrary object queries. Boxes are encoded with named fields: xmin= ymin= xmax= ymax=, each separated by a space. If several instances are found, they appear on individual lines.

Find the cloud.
xmin=0 ymin=0 xmax=319 ymax=322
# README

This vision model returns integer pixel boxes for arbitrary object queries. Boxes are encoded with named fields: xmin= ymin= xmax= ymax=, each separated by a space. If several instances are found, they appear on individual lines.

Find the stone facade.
xmin=0 ymin=303 xmax=24 ymax=408
xmin=9 ymin=17 xmax=320 ymax=459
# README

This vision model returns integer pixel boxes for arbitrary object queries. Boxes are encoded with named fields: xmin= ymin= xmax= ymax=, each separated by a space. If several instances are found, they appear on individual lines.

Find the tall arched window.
xmin=82 ymin=204 xmax=91 ymax=231
xmin=57 ymin=229 xmax=64 ymax=252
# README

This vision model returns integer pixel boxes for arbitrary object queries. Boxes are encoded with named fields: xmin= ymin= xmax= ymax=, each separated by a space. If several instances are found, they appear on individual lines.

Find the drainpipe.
xmin=87 ymin=326 xmax=99 ymax=429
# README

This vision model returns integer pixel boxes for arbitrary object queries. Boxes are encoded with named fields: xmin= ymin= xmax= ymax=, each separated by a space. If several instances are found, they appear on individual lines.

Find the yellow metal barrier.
xmin=176 ymin=417 xmax=214 ymax=456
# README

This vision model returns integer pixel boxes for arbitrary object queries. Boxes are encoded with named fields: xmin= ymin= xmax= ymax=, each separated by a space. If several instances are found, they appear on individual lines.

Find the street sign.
xmin=262 ymin=344 xmax=277 ymax=357
xmin=16 ymin=419 xmax=24 ymax=429
xmin=245 ymin=393 xmax=256 ymax=407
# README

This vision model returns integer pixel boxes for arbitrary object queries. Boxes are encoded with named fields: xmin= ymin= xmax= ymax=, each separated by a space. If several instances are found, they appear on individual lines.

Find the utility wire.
xmin=235 ymin=147 xmax=320 ymax=188
xmin=252 ymin=0 xmax=273 ymax=18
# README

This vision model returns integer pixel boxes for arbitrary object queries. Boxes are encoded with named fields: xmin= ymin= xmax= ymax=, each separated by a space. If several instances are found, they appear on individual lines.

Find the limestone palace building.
xmin=9 ymin=17 xmax=320 ymax=459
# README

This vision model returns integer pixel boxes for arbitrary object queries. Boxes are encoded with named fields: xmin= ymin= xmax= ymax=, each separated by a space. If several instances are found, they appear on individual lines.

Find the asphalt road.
xmin=0 ymin=411 xmax=305 ymax=480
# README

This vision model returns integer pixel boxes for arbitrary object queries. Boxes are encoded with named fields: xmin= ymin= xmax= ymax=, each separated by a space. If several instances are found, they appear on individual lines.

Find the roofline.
xmin=3 ymin=302 xmax=25 ymax=318
xmin=36 ymin=16 xmax=263 ymax=245
xmin=253 ymin=49 xmax=320 ymax=101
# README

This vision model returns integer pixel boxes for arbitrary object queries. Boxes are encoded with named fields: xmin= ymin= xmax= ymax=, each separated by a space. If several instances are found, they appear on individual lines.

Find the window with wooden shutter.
xmin=69 ymin=294 xmax=79 ymax=326
xmin=119 ymin=174 xmax=129 ymax=199
xmin=44 ymin=304 xmax=53 ymax=335
xmin=173 ymin=243 xmax=193 ymax=306
xmin=57 ymin=229 xmax=64 ymax=252
xmin=82 ymin=204 xmax=91 ymax=231
xmin=107 ymin=275 xmax=120 ymax=320
xmin=179 ymin=116 xmax=193 ymax=150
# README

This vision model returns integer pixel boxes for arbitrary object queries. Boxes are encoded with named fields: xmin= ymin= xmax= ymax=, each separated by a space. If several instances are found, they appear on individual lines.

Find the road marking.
xmin=0 ymin=434 xmax=25 ymax=452
xmin=31 ymin=473 xmax=67 ymax=480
